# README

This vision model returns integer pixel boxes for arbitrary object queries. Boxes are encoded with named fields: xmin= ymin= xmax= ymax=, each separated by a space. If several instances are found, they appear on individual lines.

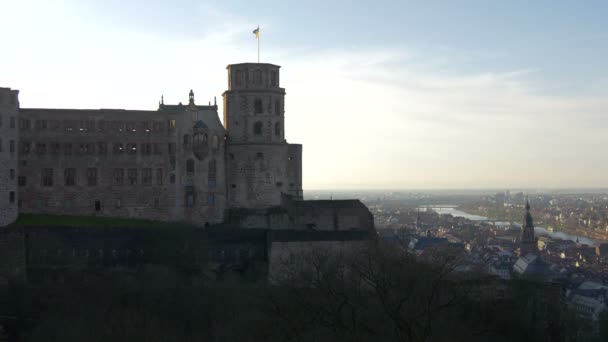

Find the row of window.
xmin=18 ymin=119 xmax=177 ymax=133
xmin=234 ymin=69 xmax=278 ymax=87
xmin=34 ymin=168 xmax=169 ymax=187
xmin=183 ymin=134 xmax=220 ymax=150
xmin=0 ymin=115 xmax=16 ymax=129
xmin=253 ymin=98 xmax=282 ymax=115
xmin=19 ymin=142 xmax=178 ymax=156
xmin=253 ymin=121 xmax=281 ymax=136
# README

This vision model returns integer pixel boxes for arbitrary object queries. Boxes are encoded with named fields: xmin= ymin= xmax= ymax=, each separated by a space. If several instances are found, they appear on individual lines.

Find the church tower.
xmin=223 ymin=63 xmax=302 ymax=209
xmin=520 ymin=199 xmax=537 ymax=256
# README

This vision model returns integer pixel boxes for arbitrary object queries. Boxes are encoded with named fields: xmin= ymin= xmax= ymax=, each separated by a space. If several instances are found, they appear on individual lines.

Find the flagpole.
xmin=257 ymin=25 xmax=260 ymax=63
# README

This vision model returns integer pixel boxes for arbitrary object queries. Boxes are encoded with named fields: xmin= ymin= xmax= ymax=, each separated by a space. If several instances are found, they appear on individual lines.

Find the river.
xmin=420 ymin=206 xmax=601 ymax=246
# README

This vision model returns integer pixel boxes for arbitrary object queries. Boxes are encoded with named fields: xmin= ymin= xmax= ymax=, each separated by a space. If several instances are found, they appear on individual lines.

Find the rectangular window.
xmin=156 ymin=168 xmax=163 ymax=185
xmin=9 ymin=140 xmax=14 ymax=154
xmin=153 ymin=121 xmax=163 ymax=132
xmin=153 ymin=143 xmax=162 ymax=155
xmin=64 ymin=168 xmax=76 ymax=186
xmin=170 ymin=156 xmax=176 ymax=170
xmin=42 ymin=168 xmax=53 ymax=187
xmin=21 ymin=142 xmax=31 ymax=155
xmin=9 ymin=192 xmax=15 ymax=203
xmin=141 ymin=143 xmax=151 ymax=156
xmin=254 ymin=98 xmax=263 ymax=113
xmin=168 ymin=119 xmax=176 ymax=132
xmin=50 ymin=143 xmax=60 ymax=154
xmin=18 ymin=176 xmax=26 ymax=187
xmin=113 ymin=168 xmax=124 ymax=185
xmin=127 ymin=168 xmax=138 ymax=185
xmin=64 ymin=143 xmax=72 ymax=155
xmin=142 ymin=168 xmax=152 ymax=185
xmin=97 ymin=142 xmax=107 ymax=155
xmin=35 ymin=120 xmax=48 ymax=130
xmin=35 ymin=143 xmax=47 ymax=155
xmin=127 ymin=143 xmax=137 ymax=155
xmin=207 ymin=194 xmax=215 ymax=206
xmin=168 ymin=143 xmax=176 ymax=155
xmin=10 ymin=117 xmax=15 ymax=129
xmin=86 ymin=143 xmax=95 ymax=155
xmin=113 ymin=143 xmax=124 ymax=155
xmin=86 ymin=168 xmax=98 ymax=186
xmin=9 ymin=169 xmax=15 ymax=180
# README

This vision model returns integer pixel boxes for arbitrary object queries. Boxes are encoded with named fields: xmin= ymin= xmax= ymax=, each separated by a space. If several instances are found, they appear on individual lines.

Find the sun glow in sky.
xmin=2 ymin=0 xmax=608 ymax=189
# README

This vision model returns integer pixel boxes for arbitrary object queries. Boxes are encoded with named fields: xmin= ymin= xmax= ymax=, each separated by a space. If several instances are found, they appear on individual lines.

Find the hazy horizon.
xmin=2 ymin=0 xmax=607 ymax=189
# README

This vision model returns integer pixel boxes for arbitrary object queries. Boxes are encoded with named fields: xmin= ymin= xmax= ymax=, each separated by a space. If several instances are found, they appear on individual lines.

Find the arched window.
xmin=275 ymin=100 xmax=280 ymax=115
xmin=254 ymin=98 xmax=263 ymax=114
xmin=274 ymin=122 xmax=281 ymax=136
xmin=186 ymin=159 xmax=195 ymax=173
xmin=212 ymin=135 xmax=219 ymax=150
xmin=253 ymin=121 xmax=263 ymax=135
xmin=235 ymin=70 xmax=242 ymax=86
xmin=270 ymin=71 xmax=277 ymax=86
xmin=254 ymin=70 xmax=262 ymax=85
xmin=183 ymin=134 xmax=191 ymax=149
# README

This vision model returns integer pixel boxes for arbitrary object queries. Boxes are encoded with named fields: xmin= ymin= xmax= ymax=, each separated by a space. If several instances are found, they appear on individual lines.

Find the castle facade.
xmin=0 ymin=63 xmax=373 ymax=231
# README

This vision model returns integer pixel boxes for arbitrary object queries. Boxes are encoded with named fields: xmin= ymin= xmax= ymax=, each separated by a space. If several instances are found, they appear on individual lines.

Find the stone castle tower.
xmin=0 ymin=88 xmax=19 ymax=226
xmin=223 ymin=63 xmax=303 ymax=208
xmin=520 ymin=199 xmax=537 ymax=255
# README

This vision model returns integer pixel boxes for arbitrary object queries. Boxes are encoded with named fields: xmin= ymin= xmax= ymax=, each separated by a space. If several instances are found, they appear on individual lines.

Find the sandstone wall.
xmin=0 ymin=88 xmax=19 ymax=227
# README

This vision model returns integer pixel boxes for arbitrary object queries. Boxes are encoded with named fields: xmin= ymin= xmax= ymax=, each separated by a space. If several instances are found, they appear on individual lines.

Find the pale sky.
xmin=2 ymin=0 xmax=607 ymax=190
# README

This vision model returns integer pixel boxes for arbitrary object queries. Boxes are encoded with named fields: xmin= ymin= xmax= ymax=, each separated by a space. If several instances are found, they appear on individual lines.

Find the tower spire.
xmin=520 ymin=197 xmax=537 ymax=255
xmin=189 ymin=89 xmax=195 ymax=106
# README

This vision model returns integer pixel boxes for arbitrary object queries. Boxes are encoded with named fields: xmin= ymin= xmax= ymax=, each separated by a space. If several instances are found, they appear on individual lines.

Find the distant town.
xmin=308 ymin=189 xmax=608 ymax=324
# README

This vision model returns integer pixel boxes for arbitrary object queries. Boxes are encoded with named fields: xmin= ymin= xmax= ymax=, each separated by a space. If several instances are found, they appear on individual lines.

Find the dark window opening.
xmin=276 ymin=182 xmax=283 ymax=187
xmin=186 ymin=159 xmax=195 ymax=173
xmin=127 ymin=168 xmax=138 ymax=185
xmin=9 ymin=192 xmax=15 ymax=203
xmin=270 ymin=71 xmax=277 ymax=86
xmin=256 ymin=152 xmax=264 ymax=160
xmin=231 ymin=184 xmax=236 ymax=189
xmin=64 ymin=168 xmax=76 ymax=186
xmin=42 ymin=168 xmax=53 ymax=187
xmin=253 ymin=121 xmax=263 ymax=135
xmin=170 ymin=174 xmax=176 ymax=184
xmin=156 ymin=168 xmax=163 ymax=185
xmin=254 ymin=98 xmax=263 ymax=114
xmin=18 ymin=176 xmax=26 ymax=187
xmin=86 ymin=168 xmax=98 ymax=186
xmin=183 ymin=134 xmax=191 ymax=149
xmin=113 ymin=168 xmax=124 ymax=185
xmin=274 ymin=122 xmax=281 ymax=136
xmin=95 ymin=200 xmax=101 ymax=212
xmin=142 ymin=168 xmax=152 ymax=185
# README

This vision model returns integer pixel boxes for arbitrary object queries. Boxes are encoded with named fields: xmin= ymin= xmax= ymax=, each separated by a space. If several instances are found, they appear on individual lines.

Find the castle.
xmin=0 ymin=63 xmax=373 ymax=231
